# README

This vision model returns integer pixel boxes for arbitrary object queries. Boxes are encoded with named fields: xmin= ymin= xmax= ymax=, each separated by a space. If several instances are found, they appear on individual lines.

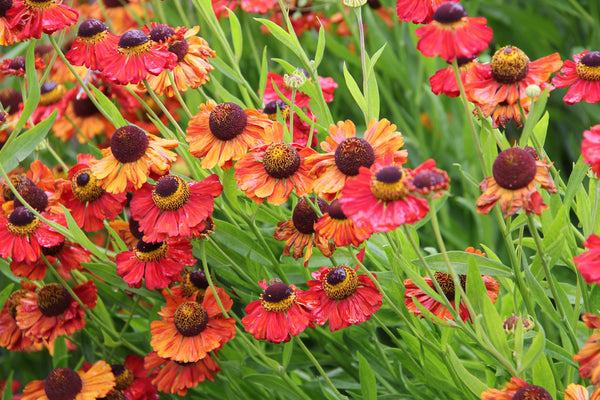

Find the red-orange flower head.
xmin=404 ymin=158 xmax=450 ymax=197
xmin=304 ymin=264 xmax=382 ymax=331
xmin=130 ymin=174 xmax=222 ymax=242
xmin=429 ymin=56 xmax=481 ymax=97
xmin=339 ymin=162 xmax=429 ymax=233
xmin=315 ymin=199 xmax=373 ymax=247
xmin=476 ymin=147 xmax=556 ymax=217
xmin=396 ymin=0 xmax=458 ymax=24
xmin=66 ymin=18 xmax=119 ymax=72
xmin=242 ymin=281 xmax=314 ymax=343
xmin=574 ymin=234 xmax=600 ymax=286
xmin=415 ymin=2 xmax=492 ymax=62
xmin=6 ymin=0 xmax=78 ymax=40
xmin=553 ymin=50 xmax=600 ymax=105
xmin=582 ymin=125 xmax=600 ymax=178
xmin=102 ymin=29 xmax=177 ymax=85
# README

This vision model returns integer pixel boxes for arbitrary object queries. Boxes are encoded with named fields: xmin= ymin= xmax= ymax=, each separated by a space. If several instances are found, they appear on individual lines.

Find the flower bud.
xmin=525 ymin=84 xmax=541 ymax=98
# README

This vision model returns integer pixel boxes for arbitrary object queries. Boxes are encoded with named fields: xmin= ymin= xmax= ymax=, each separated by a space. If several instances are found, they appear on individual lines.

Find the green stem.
xmin=296 ymin=337 xmax=348 ymax=399
xmin=207 ymin=236 xmax=262 ymax=290
xmin=167 ymin=70 xmax=193 ymax=119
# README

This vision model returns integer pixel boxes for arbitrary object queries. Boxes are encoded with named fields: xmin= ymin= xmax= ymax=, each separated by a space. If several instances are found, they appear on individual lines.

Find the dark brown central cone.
xmin=433 ymin=2 xmax=467 ymax=23
xmin=412 ymin=171 xmax=446 ymax=189
xmin=490 ymin=46 xmax=530 ymax=84
xmin=0 ymin=0 xmax=13 ymax=17
xmin=327 ymin=199 xmax=347 ymax=220
xmin=375 ymin=166 xmax=403 ymax=183
xmin=168 ymin=40 xmax=189 ymax=63
xmin=8 ymin=207 xmax=36 ymax=226
xmin=263 ymin=143 xmax=301 ymax=179
xmin=434 ymin=272 xmax=466 ymax=301
xmin=149 ymin=24 xmax=176 ymax=42
xmin=72 ymin=96 xmax=99 ymax=117
xmin=0 ymin=88 xmax=23 ymax=115
xmin=492 ymin=148 xmax=537 ymax=190
xmin=111 ymin=364 xmax=134 ymax=390
xmin=334 ymin=137 xmax=375 ymax=176
xmin=262 ymin=283 xmax=293 ymax=303
xmin=44 ymin=368 xmax=83 ymax=400
xmin=174 ymin=302 xmax=209 ymax=336
xmin=37 ymin=283 xmax=72 ymax=317
xmin=8 ymin=57 xmax=25 ymax=71
xmin=118 ymin=30 xmax=149 ymax=48
xmin=513 ymin=385 xmax=553 ymax=400
xmin=14 ymin=185 xmax=48 ymax=212
xmin=581 ymin=51 xmax=600 ymax=67
xmin=292 ymin=198 xmax=329 ymax=234
xmin=110 ymin=125 xmax=149 ymax=163
xmin=208 ymin=102 xmax=248 ymax=140
xmin=77 ymin=18 xmax=107 ymax=37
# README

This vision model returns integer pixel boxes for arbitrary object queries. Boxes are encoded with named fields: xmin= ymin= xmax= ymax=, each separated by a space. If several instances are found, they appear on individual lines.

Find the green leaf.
xmin=343 ymin=62 xmax=367 ymax=115
xmin=523 ymin=266 xmax=561 ymax=321
xmin=412 ymin=251 xmax=512 ymax=277
xmin=520 ymin=86 xmax=550 ymax=147
xmin=227 ymin=8 xmax=243 ymax=61
xmin=282 ymin=338 xmax=293 ymax=370
xmin=254 ymin=18 xmax=296 ymax=52
xmin=357 ymin=351 xmax=377 ymax=400
xmin=2 ymin=372 xmax=14 ymax=400
xmin=519 ymin=328 xmax=546 ymax=374
xmin=11 ymin=41 xmax=39 ymax=136
xmin=52 ymin=336 xmax=68 ymax=369
xmin=89 ymin=85 xmax=127 ymax=127
xmin=0 ymin=283 xmax=14 ymax=310
xmin=531 ymin=353 xmax=555 ymax=396
xmin=59 ymin=204 xmax=110 ymax=261
xmin=533 ymin=111 xmax=549 ymax=147
xmin=314 ymin=23 xmax=326 ymax=68
xmin=445 ymin=346 xmax=488 ymax=396
xmin=91 ymin=295 xmax=116 ymax=332
xmin=211 ymin=57 xmax=245 ymax=85
xmin=0 ymin=110 xmax=57 ymax=172
xmin=258 ymin=46 xmax=268 ymax=100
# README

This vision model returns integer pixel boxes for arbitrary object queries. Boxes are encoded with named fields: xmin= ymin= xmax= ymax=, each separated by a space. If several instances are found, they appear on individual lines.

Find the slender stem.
xmin=167 ymin=70 xmax=193 ymax=119
xmin=207 ymin=236 xmax=262 ymax=290
xmin=353 ymin=6 xmax=368 ymax=124
xmin=296 ymin=337 xmax=348 ymax=399
xmin=43 ymin=139 xmax=69 ymax=172
xmin=199 ymin=240 xmax=230 ymax=317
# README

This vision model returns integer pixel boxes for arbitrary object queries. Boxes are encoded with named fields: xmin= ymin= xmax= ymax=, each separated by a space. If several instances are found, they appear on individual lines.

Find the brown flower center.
xmin=37 ymin=283 xmax=72 ymax=317
xmin=42 ymin=242 xmax=65 ymax=257
xmin=492 ymin=148 xmax=537 ymax=190
xmin=334 ymin=137 xmax=375 ymax=176
xmin=433 ymin=2 xmax=467 ymax=24
xmin=77 ymin=18 xmax=107 ymax=38
xmin=129 ymin=218 xmax=144 ymax=240
xmin=7 ymin=207 xmax=40 ymax=236
xmin=370 ymin=166 xmax=407 ymax=201
xmin=135 ymin=239 xmax=168 ymax=262
xmin=491 ymin=46 xmax=530 ymax=84
xmin=7 ymin=289 xmax=29 ymax=319
xmin=103 ymin=0 xmax=129 ymax=7
xmin=152 ymin=175 xmax=190 ymax=211
xmin=261 ymin=283 xmax=296 ymax=312
xmin=434 ymin=272 xmax=466 ymax=301
xmin=181 ymin=270 xmax=209 ymax=297
xmin=13 ymin=184 xmax=48 ymax=212
xmin=8 ymin=57 xmax=25 ymax=71
xmin=110 ymin=125 xmax=149 ymax=163
xmin=101 ymin=390 xmax=128 ymax=400
xmin=292 ymin=198 xmax=328 ymax=234
xmin=72 ymin=96 xmax=99 ymax=118
xmin=0 ymin=88 xmax=23 ymax=115
xmin=263 ymin=143 xmax=301 ymax=179
xmin=0 ymin=0 xmax=13 ymax=17
xmin=44 ymin=368 xmax=83 ymax=400
xmin=110 ymin=364 xmax=134 ymax=390
xmin=72 ymin=168 xmax=105 ymax=202
xmin=263 ymin=100 xmax=289 ymax=121
xmin=168 ymin=40 xmax=189 ymax=63
xmin=327 ymin=199 xmax=347 ymax=220
xmin=513 ymin=385 xmax=553 ymax=400
xmin=576 ymin=51 xmax=600 ymax=81
xmin=208 ymin=102 xmax=248 ymax=141
xmin=39 ymin=82 xmax=66 ymax=106
xmin=149 ymin=24 xmax=176 ymax=42
xmin=118 ymin=30 xmax=152 ymax=55
xmin=3 ymin=176 xmax=33 ymax=201
xmin=174 ymin=301 xmax=209 ymax=336
xmin=323 ymin=266 xmax=358 ymax=300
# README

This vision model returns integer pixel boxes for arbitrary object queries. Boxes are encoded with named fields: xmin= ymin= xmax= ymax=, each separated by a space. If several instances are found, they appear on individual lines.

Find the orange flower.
xmin=404 ymin=271 xmax=499 ymax=321
xmin=480 ymin=377 xmax=552 ymax=400
xmin=143 ymin=26 xmax=216 ymax=97
xmin=21 ymin=360 xmax=115 ymax=400
xmin=564 ymin=383 xmax=600 ymax=400
xmin=476 ymin=147 xmax=556 ymax=217
xmin=0 ymin=285 xmax=43 ymax=352
xmin=574 ymin=313 xmax=600 ymax=385
xmin=314 ymin=199 xmax=372 ymax=247
xmin=150 ymin=287 xmax=236 ymax=363
xmin=16 ymin=280 xmax=97 ymax=354
xmin=90 ymin=125 xmax=178 ymax=194
xmin=6 ymin=0 xmax=78 ymax=40
xmin=305 ymin=119 xmax=407 ymax=201
xmin=144 ymin=351 xmax=220 ymax=396
xmin=65 ymin=18 xmax=119 ymax=72
xmin=52 ymin=91 xmax=115 ymax=143
xmin=234 ymin=121 xmax=316 ymax=205
xmin=185 ymin=100 xmax=272 ymax=169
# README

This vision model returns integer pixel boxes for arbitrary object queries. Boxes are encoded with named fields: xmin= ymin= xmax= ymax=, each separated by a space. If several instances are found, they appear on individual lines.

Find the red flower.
xmin=396 ymin=0 xmax=458 ymax=24
xmin=101 ymin=29 xmax=177 ymax=85
xmin=552 ymin=50 xmax=600 ymax=105
xmin=130 ymin=174 xmax=222 ymax=242
xmin=241 ymin=0 xmax=276 ymax=13
xmin=304 ymin=261 xmax=382 ymax=331
xmin=234 ymin=121 xmax=315 ymax=206
xmin=60 ymin=154 xmax=127 ymax=232
xmin=574 ymin=313 xmax=600 ymax=385
xmin=6 ymin=0 xmax=77 ymax=40
xmin=0 ymin=1 xmax=23 ymax=46
xmin=339 ymin=161 xmax=429 ymax=233
xmin=0 ymin=208 xmax=64 ymax=263
xmin=116 ymin=237 xmax=195 ymax=290
xmin=481 ymin=377 xmax=552 ymax=400
xmin=150 ymin=288 xmax=236 ymax=362
xmin=314 ymin=199 xmax=372 ymax=247
xmin=582 ymin=125 xmax=600 ymax=178
xmin=415 ymin=3 xmax=492 ymax=62
xmin=429 ymin=56 xmax=484 ymax=97
xmin=65 ymin=18 xmax=119 ymax=72
xmin=111 ymin=354 xmax=159 ymax=400
xmin=404 ymin=271 xmax=499 ymax=321
xmin=242 ymin=280 xmax=314 ymax=343
xmin=10 ymin=240 xmax=91 ymax=281
xmin=16 ymin=280 xmax=97 ymax=354
xmin=144 ymin=351 xmax=220 ymax=396
xmin=575 ymin=234 xmax=600 ymax=285
xmin=403 ymin=158 xmax=450 ymax=197
xmin=0 ymin=55 xmax=45 ymax=77
xmin=263 ymin=72 xmax=337 ymax=108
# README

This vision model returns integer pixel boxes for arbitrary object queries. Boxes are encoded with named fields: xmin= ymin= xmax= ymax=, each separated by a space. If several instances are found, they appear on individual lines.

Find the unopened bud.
xmin=503 ymin=315 xmax=534 ymax=333
xmin=283 ymin=70 xmax=307 ymax=89
xmin=343 ymin=0 xmax=367 ymax=7
xmin=525 ymin=84 xmax=541 ymax=99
